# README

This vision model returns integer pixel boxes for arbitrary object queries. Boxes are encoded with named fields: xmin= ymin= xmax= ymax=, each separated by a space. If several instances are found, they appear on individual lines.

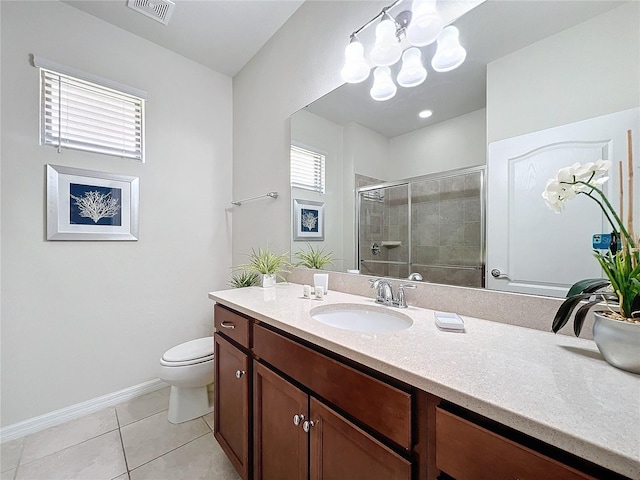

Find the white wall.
xmin=389 ymin=108 xmax=486 ymax=178
xmin=232 ymin=1 xmax=385 ymax=267
xmin=290 ymin=110 xmax=345 ymax=271
xmin=0 ymin=1 xmax=232 ymax=426
xmin=487 ymin=2 xmax=640 ymax=143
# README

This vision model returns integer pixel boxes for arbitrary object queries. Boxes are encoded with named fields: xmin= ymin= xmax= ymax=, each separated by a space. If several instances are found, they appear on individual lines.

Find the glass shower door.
xmin=358 ymin=184 xmax=410 ymax=278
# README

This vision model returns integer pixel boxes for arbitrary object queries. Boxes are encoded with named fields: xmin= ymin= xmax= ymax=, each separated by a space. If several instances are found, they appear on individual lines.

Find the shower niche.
xmin=357 ymin=167 xmax=485 ymax=288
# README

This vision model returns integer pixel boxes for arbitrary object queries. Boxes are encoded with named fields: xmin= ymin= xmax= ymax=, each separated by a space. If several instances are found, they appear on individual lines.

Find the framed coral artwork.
xmin=46 ymin=164 xmax=139 ymax=241
xmin=293 ymin=199 xmax=324 ymax=241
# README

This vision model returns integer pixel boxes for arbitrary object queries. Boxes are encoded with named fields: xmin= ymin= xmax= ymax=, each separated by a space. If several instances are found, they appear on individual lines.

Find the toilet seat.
xmin=161 ymin=337 xmax=214 ymax=367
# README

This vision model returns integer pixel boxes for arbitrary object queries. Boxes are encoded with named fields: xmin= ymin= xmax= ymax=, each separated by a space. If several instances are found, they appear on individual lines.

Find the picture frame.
xmin=46 ymin=164 xmax=139 ymax=241
xmin=293 ymin=199 xmax=324 ymax=241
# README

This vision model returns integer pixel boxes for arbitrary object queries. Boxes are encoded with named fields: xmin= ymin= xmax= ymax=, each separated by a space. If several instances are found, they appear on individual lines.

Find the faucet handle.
xmin=396 ymin=283 xmax=416 ymax=308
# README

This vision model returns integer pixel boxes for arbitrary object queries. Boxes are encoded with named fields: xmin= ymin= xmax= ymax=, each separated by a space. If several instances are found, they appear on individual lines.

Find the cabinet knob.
xmin=220 ymin=321 xmax=236 ymax=329
xmin=302 ymin=420 xmax=316 ymax=433
xmin=235 ymin=370 xmax=246 ymax=379
xmin=293 ymin=414 xmax=305 ymax=426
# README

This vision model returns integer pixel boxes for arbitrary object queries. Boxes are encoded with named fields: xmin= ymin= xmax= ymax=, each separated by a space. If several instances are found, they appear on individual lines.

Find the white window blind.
xmin=290 ymin=145 xmax=325 ymax=194
xmin=38 ymin=65 xmax=145 ymax=161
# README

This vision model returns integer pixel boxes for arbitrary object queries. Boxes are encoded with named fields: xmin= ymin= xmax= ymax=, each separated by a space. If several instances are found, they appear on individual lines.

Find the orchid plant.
xmin=542 ymin=160 xmax=640 ymax=335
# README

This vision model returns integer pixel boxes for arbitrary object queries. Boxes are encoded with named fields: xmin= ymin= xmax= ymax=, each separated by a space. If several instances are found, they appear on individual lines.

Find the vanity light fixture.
xmin=341 ymin=35 xmax=370 ymax=84
xmin=406 ymin=0 xmax=443 ymax=46
xmin=431 ymin=26 xmax=466 ymax=72
xmin=397 ymin=47 xmax=427 ymax=87
xmin=339 ymin=0 xmax=466 ymax=101
xmin=370 ymin=66 xmax=397 ymax=101
xmin=370 ymin=11 xmax=403 ymax=67
xmin=418 ymin=109 xmax=433 ymax=118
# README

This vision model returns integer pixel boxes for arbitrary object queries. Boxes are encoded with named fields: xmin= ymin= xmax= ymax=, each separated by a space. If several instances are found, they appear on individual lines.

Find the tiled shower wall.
xmin=357 ymin=170 xmax=484 ymax=288
xmin=411 ymin=171 xmax=483 ymax=288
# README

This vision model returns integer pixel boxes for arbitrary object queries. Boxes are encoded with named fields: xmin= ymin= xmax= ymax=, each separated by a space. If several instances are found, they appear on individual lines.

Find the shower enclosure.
xmin=357 ymin=166 xmax=485 ymax=288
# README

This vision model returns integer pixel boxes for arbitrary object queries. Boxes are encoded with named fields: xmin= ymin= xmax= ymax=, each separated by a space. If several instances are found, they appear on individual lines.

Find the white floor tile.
xmin=120 ymin=411 xmax=209 ymax=470
xmin=21 ymin=408 xmax=119 ymax=464
xmin=116 ymin=387 xmax=170 ymax=427
xmin=1 ymin=438 xmax=23 ymax=472
xmin=0 ymin=468 xmax=16 ymax=480
xmin=203 ymin=412 xmax=215 ymax=431
xmin=15 ymin=430 xmax=126 ymax=480
xmin=111 ymin=473 xmax=130 ymax=480
xmin=129 ymin=433 xmax=239 ymax=480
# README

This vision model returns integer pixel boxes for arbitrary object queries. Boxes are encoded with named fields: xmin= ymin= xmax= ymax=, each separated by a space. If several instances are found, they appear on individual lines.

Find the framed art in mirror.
xmin=293 ymin=199 xmax=324 ymax=241
xmin=46 ymin=164 xmax=139 ymax=241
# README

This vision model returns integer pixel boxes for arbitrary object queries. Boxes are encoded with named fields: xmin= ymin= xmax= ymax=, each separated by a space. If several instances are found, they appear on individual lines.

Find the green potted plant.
xmin=236 ymin=246 xmax=290 ymax=288
xmin=228 ymin=270 xmax=259 ymax=288
xmin=543 ymin=155 xmax=639 ymax=373
xmin=294 ymin=243 xmax=335 ymax=269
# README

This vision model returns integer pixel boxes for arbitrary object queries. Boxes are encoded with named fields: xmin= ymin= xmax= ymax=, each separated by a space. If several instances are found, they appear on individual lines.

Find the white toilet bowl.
xmin=158 ymin=337 xmax=214 ymax=424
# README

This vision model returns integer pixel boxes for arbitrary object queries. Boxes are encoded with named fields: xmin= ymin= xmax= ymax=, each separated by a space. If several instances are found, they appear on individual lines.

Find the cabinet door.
xmin=254 ymin=362 xmax=308 ymax=480
xmin=309 ymin=397 xmax=412 ymax=480
xmin=214 ymin=333 xmax=250 ymax=480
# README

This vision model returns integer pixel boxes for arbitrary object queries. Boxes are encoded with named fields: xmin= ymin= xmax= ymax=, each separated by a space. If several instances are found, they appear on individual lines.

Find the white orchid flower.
xmin=541 ymin=160 xmax=612 ymax=213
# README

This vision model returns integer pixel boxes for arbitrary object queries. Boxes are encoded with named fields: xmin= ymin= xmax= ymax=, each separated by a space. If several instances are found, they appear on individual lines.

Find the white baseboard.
xmin=0 ymin=378 xmax=167 ymax=443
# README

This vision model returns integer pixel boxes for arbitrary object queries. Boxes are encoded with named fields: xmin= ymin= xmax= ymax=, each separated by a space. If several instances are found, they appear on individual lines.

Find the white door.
xmin=487 ymin=107 xmax=639 ymax=297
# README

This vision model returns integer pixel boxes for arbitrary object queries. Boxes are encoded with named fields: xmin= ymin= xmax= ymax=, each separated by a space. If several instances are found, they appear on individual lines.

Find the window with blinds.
xmin=39 ymin=68 xmax=145 ymax=161
xmin=290 ymin=145 xmax=325 ymax=194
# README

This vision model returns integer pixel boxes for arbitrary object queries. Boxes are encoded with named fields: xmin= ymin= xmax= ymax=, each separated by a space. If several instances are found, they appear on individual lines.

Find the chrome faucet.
xmin=370 ymin=279 xmax=416 ymax=308
xmin=371 ymin=278 xmax=394 ymax=305
xmin=407 ymin=272 xmax=423 ymax=281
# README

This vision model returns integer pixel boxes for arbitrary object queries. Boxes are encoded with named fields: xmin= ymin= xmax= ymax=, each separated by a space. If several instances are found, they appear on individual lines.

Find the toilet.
xmin=158 ymin=337 xmax=215 ymax=424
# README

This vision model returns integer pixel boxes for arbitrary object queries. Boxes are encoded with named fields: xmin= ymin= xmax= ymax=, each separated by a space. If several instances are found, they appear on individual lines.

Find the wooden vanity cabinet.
xmin=253 ymin=360 xmax=411 ymax=480
xmin=213 ymin=305 xmax=253 ymax=480
xmin=213 ymin=303 xmax=623 ymax=480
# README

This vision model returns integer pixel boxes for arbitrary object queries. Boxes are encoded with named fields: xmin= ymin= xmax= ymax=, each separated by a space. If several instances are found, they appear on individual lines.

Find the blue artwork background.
xmin=300 ymin=208 xmax=319 ymax=232
xmin=70 ymin=183 xmax=122 ymax=226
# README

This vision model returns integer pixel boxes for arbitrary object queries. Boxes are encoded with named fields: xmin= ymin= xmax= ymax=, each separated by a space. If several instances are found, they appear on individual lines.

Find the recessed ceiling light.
xmin=418 ymin=109 xmax=433 ymax=119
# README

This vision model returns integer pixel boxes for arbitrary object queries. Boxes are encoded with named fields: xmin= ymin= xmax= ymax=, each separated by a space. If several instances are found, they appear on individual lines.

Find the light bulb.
xmin=397 ymin=47 xmax=427 ymax=88
xmin=340 ymin=40 xmax=370 ymax=84
xmin=370 ymin=66 xmax=397 ymax=101
xmin=431 ymin=26 xmax=466 ymax=72
xmin=370 ymin=18 xmax=402 ymax=67
xmin=406 ymin=0 xmax=443 ymax=47
xmin=418 ymin=109 xmax=433 ymax=118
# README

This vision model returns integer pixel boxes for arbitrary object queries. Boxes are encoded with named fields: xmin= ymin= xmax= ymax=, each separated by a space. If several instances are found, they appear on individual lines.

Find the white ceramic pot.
xmin=259 ymin=273 xmax=276 ymax=288
xmin=592 ymin=312 xmax=640 ymax=374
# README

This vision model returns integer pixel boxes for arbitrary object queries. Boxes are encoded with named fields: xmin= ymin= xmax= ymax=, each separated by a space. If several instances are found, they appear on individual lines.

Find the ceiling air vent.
xmin=127 ymin=0 xmax=175 ymax=25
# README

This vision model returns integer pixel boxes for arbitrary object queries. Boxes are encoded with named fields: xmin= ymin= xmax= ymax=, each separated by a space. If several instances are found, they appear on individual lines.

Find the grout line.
xmin=114 ymin=408 xmax=131 ymax=476
xmin=127 ymin=427 xmax=213 ymax=474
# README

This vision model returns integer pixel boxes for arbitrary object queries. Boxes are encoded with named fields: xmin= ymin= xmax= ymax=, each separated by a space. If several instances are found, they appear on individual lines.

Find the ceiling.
xmin=304 ymin=0 xmax=625 ymax=138
xmin=61 ymin=0 xmax=305 ymax=77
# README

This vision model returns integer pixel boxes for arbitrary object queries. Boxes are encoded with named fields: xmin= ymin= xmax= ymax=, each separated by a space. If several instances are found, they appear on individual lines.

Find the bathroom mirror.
xmin=290 ymin=0 xmax=638 ymax=296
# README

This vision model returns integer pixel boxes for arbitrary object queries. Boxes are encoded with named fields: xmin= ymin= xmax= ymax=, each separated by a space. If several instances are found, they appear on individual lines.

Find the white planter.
xmin=593 ymin=312 xmax=640 ymax=374
xmin=259 ymin=273 xmax=276 ymax=288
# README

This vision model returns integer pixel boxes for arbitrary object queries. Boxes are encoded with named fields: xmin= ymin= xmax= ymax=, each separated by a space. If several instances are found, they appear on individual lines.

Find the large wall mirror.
xmin=290 ymin=0 xmax=639 ymax=298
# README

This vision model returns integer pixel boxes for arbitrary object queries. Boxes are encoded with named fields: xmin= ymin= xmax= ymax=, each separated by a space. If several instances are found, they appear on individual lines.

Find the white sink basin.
xmin=310 ymin=303 xmax=412 ymax=333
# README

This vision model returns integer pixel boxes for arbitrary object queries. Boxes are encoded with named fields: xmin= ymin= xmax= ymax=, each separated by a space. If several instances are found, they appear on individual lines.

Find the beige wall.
xmin=0 ymin=1 xmax=232 ymax=426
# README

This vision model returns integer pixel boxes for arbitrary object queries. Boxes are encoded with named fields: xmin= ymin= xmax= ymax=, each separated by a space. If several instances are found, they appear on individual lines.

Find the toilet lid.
xmin=162 ymin=337 xmax=214 ymax=364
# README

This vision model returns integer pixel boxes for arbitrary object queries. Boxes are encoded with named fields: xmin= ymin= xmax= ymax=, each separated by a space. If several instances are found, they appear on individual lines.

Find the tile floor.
xmin=0 ymin=387 xmax=240 ymax=480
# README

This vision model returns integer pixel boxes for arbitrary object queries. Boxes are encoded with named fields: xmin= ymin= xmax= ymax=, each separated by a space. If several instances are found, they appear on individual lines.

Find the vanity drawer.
xmin=214 ymin=304 xmax=251 ymax=349
xmin=435 ymin=408 xmax=595 ymax=480
xmin=253 ymin=324 xmax=412 ymax=450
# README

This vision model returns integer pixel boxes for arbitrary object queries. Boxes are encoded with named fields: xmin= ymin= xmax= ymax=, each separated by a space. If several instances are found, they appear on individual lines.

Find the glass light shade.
xmin=406 ymin=0 xmax=443 ymax=47
xmin=370 ymin=18 xmax=402 ymax=67
xmin=431 ymin=26 xmax=466 ymax=72
xmin=340 ymin=41 xmax=370 ymax=84
xmin=397 ymin=47 xmax=427 ymax=87
xmin=370 ymin=67 xmax=397 ymax=101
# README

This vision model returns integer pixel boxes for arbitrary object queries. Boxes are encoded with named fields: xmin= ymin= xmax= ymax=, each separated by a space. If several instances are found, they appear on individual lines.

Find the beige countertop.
xmin=209 ymin=283 xmax=640 ymax=479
